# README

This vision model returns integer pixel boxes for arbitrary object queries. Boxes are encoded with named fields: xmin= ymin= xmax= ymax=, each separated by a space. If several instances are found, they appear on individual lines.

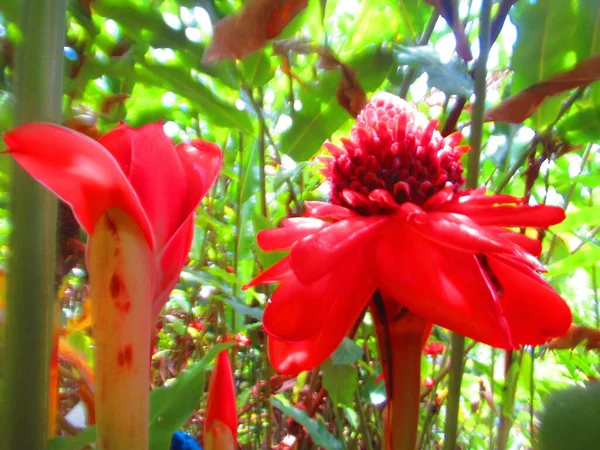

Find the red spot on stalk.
xmin=117 ymin=344 xmax=133 ymax=369
xmin=110 ymin=271 xmax=131 ymax=313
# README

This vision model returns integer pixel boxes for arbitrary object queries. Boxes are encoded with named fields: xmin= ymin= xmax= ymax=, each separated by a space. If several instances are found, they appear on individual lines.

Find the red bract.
xmin=205 ymin=351 xmax=237 ymax=450
xmin=4 ymin=122 xmax=222 ymax=316
xmin=245 ymin=93 xmax=571 ymax=376
xmin=423 ymin=341 xmax=445 ymax=357
xmin=423 ymin=377 xmax=435 ymax=389
xmin=234 ymin=332 xmax=251 ymax=347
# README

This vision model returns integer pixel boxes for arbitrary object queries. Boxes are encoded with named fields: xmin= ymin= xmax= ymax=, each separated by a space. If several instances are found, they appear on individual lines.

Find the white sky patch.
xmin=161 ymin=92 xmax=177 ymax=108
xmin=194 ymin=7 xmax=213 ymax=36
xmin=94 ymin=77 xmax=110 ymax=91
xmin=104 ymin=19 xmax=120 ymax=38
xmin=434 ymin=33 xmax=456 ymax=64
xmin=162 ymin=12 xmax=182 ymax=30
xmin=293 ymin=99 xmax=303 ymax=111
xmin=280 ymin=154 xmax=297 ymax=171
xmin=409 ymin=73 xmax=429 ymax=102
xmin=151 ymin=47 xmax=176 ymax=63
xmin=274 ymin=114 xmax=293 ymax=134
xmin=163 ymin=121 xmax=180 ymax=137
xmin=264 ymin=88 xmax=275 ymax=106
xmin=185 ymin=27 xmax=202 ymax=42
xmin=235 ymin=98 xmax=246 ymax=111
xmin=180 ymin=7 xmax=195 ymax=27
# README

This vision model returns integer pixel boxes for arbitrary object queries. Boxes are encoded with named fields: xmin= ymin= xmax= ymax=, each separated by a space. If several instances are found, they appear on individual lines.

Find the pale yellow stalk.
xmin=88 ymin=208 xmax=155 ymax=450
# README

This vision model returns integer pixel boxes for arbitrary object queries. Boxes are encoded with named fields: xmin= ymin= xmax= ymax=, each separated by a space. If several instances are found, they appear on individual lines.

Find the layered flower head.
xmin=246 ymin=92 xmax=571 ymax=376
xmin=4 ymin=122 xmax=222 ymax=315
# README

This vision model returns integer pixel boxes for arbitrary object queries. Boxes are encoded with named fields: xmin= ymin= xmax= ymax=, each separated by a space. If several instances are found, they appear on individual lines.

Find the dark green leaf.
xmin=271 ymin=396 xmax=344 ymax=450
xmin=331 ymin=337 xmax=363 ymax=365
xmin=321 ymin=359 xmax=359 ymax=407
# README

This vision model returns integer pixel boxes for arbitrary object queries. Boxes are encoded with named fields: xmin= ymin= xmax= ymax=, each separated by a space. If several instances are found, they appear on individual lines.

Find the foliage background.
xmin=0 ymin=0 xmax=599 ymax=448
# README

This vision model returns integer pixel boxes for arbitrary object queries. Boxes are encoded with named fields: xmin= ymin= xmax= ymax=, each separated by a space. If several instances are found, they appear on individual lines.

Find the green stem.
xmin=444 ymin=2 xmax=491 ymax=449
xmin=3 ymin=1 xmax=66 ymax=448
xmin=398 ymin=11 xmax=439 ymax=99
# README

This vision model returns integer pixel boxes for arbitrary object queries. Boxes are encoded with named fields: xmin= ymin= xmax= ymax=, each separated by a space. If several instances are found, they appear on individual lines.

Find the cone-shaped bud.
xmin=204 ymin=351 xmax=237 ymax=450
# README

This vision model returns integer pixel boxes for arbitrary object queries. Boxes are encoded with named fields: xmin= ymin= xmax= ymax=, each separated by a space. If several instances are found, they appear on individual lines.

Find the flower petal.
xmin=492 ymin=228 xmax=543 ymax=256
xmin=453 ymin=205 xmax=566 ymax=228
xmin=370 ymin=224 xmax=514 ymax=348
xmin=290 ymin=215 xmax=389 ymax=285
xmin=487 ymin=255 xmax=572 ymax=345
xmin=257 ymin=218 xmax=329 ymax=251
xmin=267 ymin=262 xmax=375 ymax=375
xmin=205 ymin=351 xmax=237 ymax=446
xmin=3 ymin=123 xmax=153 ymax=248
xmin=263 ymin=258 xmax=373 ymax=342
xmin=99 ymin=123 xmax=188 ymax=251
xmin=243 ymin=257 xmax=292 ymax=288
xmin=304 ymin=201 xmax=357 ymax=220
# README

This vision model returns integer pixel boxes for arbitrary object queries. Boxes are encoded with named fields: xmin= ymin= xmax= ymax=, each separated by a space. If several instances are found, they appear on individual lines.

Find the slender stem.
xmin=3 ymin=1 xmax=66 ymax=448
xmin=444 ymin=3 xmax=491 ymax=449
xmin=399 ymin=11 xmax=439 ymax=99
xmin=355 ymin=388 xmax=375 ymax=450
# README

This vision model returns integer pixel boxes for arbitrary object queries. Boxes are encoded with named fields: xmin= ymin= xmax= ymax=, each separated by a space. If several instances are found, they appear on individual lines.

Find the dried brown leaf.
xmin=548 ymin=324 xmax=600 ymax=351
xmin=485 ymin=53 xmax=600 ymax=123
xmin=203 ymin=0 xmax=308 ymax=62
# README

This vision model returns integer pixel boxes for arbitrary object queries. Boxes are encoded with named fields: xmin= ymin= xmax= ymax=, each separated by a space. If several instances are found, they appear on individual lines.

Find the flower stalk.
xmin=372 ymin=292 xmax=428 ymax=450
xmin=2 ymin=0 xmax=66 ymax=448
xmin=89 ymin=209 xmax=155 ymax=450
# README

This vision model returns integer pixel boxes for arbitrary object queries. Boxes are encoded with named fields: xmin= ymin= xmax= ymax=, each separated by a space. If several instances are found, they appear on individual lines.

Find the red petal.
xmin=492 ymin=228 xmax=543 ymax=256
xmin=487 ymin=255 xmax=572 ymax=345
xmin=409 ymin=212 xmax=508 ymax=254
xmin=267 ymin=262 xmax=375 ymax=375
xmin=205 ymin=351 xmax=237 ymax=442
xmin=304 ymin=201 xmax=357 ymax=220
xmin=263 ymin=258 xmax=373 ymax=342
xmin=453 ymin=205 xmax=566 ymax=228
xmin=290 ymin=215 xmax=389 ymax=285
xmin=243 ymin=257 xmax=292 ymax=289
xmin=370 ymin=224 xmax=514 ymax=348
xmin=4 ymin=123 xmax=153 ymax=248
xmin=257 ymin=218 xmax=328 ymax=251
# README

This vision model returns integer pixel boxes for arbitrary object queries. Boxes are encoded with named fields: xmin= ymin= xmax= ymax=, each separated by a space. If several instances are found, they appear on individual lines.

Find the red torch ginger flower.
xmin=245 ymin=92 xmax=571 ymax=376
xmin=423 ymin=341 xmax=445 ymax=357
xmin=204 ymin=351 xmax=237 ymax=450
xmin=3 ymin=122 xmax=221 ymax=450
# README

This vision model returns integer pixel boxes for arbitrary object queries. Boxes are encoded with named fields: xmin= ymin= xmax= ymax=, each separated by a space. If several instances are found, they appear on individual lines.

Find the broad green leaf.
xmin=547 ymin=245 xmax=600 ymax=277
xmin=239 ymin=49 xmax=275 ymax=87
xmin=540 ymin=384 xmax=600 ymax=450
xmin=48 ymin=343 xmax=234 ymax=450
xmin=394 ymin=45 xmax=474 ymax=96
xmin=575 ymin=0 xmax=600 ymax=60
xmin=280 ymin=71 xmax=351 ymax=161
xmin=558 ymin=106 xmax=600 ymax=144
xmin=398 ymin=0 xmax=431 ymax=42
xmin=511 ymin=0 xmax=577 ymax=130
xmin=271 ymin=396 xmax=344 ymax=450
xmin=221 ymin=296 xmax=264 ymax=321
xmin=554 ymin=206 xmax=600 ymax=233
xmin=321 ymin=359 xmax=359 ymax=407
xmin=331 ymin=337 xmax=363 ymax=365
xmin=135 ymin=64 xmax=254 ymax=134
xmin=345 ymin=44 xmax=394 ymax=92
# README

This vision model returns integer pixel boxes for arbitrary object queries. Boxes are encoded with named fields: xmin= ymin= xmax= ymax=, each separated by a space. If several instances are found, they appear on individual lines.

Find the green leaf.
xmin=540 ymin=384 xmax=600 ymax=450
xmin=393 ymin=45 xmax=474 ymax=96
xmin=558 ymin=106 xmax=600 ymax=144
xmin=280 ymin=71 xmax=351 ymax=161
xmin=345 ymin=44 xmax=394 ymax=92
xmin=321 ymin=359 xmax=359 ymax=407
xmin=135 ymin=64 xmax=254 ymax=134
xmin=220 ymin=296 xmax=264 ymax=321
xmin=511 ymin=0 xmax=577 ymax=130
xmin=547 ymin=244 xmax=600 ymax=277
xmin=48 ymin=343 xmax=235 ymax=450
xmin=270 ymin=396 xmax=344 ymax=450
xmin=239 ymin=50 xmax=275 ymax=87
xmin=554 ymin=206 xmax=600 ymax=233
xmin=397 ymin=0 xmax=431 ymax=42
xmin=331 ymin=337 xmax=363 ymax=365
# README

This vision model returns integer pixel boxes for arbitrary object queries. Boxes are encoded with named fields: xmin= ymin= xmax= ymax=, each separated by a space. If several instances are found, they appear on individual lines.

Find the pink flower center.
xmin=325 ymin=93 xmax=467 ymax=214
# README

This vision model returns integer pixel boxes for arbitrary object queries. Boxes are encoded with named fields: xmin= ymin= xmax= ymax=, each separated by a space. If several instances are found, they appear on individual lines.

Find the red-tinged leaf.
xmin=548 ymin=324 xmax=600 ymax=351
xmin=424 ymin=0 xmax=472 ymax=61
xmin=485 ymin=54 xmax=600 ymax=123
xmin=203 ymin=0 xmax=308 ymax=62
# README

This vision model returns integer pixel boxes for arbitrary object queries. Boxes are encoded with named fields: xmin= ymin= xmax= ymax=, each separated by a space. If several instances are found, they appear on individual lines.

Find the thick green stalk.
xmin=444 ymin=2 xmax=491 ymax=449
xmin=2 ymin=1 xmax=66 ymax=448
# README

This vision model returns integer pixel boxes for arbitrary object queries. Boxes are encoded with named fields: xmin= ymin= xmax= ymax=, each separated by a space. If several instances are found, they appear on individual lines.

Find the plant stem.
xmin=444 ymin=3 xmax=491 ymax=449
xmin=399 ymin=11 xmax=439 ymax=99
xmin=372 ymin=292 xmax=428 ymax=450
xmin=3 ymin=1 xmax=66 ymax=448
